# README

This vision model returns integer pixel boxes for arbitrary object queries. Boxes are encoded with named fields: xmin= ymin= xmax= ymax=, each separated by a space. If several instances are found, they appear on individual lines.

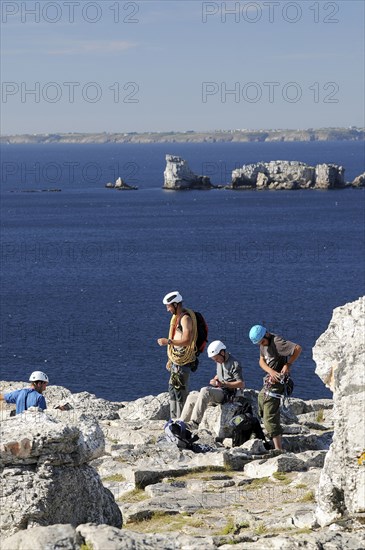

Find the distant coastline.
xmin=1 ymin=127 xmax=363 ymax=145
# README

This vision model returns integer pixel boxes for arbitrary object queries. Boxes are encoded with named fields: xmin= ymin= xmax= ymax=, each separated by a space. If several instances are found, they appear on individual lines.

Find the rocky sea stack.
xmin=1 ymin=297 xmax=364 ymax=549
xmin=163 ymin=155 xmax=213 ymax=190
xmin=231 ymin=161 xmax=346 ymax=190
xmin=164 ymin=157 xmax=365 ymax=190
xmin=105 ymin=177 xmax=138 ymax=190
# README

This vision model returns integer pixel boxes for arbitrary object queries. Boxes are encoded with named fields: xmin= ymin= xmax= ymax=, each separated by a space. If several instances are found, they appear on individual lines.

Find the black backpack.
xmin=230 ymin=400 xmax=270 ymax=449
xmin=194 ymin=311 xmax=209 ymax=355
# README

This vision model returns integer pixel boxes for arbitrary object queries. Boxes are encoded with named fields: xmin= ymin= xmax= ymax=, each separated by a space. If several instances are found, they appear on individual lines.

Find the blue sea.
xmin=1 ymin=141 xmax=364 ymax=402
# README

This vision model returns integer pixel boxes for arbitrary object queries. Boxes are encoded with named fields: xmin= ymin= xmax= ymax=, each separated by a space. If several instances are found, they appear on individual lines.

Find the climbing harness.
xmin=263 ymin=374 xmax=294 ymax=407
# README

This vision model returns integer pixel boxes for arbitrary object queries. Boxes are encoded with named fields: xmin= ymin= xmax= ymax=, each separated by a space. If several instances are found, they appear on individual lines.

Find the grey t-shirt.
xmin=260 ymin=333 xmax=297 ymax=372
xmin=216 ymin=353 xmax=243 ymax=383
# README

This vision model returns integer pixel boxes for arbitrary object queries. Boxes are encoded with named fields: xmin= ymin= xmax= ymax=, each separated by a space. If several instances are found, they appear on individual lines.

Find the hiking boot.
xmin=269 ymin=448 xmax=285 ymax=456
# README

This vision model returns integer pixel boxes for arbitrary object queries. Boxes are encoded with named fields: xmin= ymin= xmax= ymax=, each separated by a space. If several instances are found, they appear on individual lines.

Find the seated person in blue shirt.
xmin=0 ymin=371 xmax=49 ymax=414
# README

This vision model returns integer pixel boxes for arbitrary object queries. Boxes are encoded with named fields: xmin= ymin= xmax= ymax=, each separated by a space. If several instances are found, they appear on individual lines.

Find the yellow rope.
xmin=167 ymin=308 xmax=197 ymax=366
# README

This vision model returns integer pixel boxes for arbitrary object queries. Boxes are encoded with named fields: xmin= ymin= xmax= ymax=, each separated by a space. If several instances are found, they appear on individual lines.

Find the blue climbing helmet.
xmin=249 ymin=325 xmax=267 ymax=344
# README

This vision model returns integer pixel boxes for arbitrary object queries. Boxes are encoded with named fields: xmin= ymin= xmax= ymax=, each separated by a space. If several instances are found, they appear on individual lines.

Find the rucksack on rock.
xmin=164 ymin=420 xmax=199 ymax=450
xmin=230 ymin=399 xmax=270 ymax=448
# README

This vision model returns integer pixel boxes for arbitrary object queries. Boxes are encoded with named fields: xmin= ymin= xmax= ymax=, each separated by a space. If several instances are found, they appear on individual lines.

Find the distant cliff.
xmin=0 ymin=128 xmax=363 ymax=145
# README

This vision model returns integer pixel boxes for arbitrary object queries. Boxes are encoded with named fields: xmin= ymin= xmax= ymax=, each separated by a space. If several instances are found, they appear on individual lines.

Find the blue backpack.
xmin=164 ymin=420 xmax=199 ymax=450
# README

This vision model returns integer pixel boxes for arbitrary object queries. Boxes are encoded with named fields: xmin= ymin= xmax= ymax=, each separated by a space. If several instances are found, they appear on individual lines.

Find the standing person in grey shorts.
xmin=249 ymin=325 xmax=302 ymax=451
xmin=157 ymin=291 xmax=197 ymax=419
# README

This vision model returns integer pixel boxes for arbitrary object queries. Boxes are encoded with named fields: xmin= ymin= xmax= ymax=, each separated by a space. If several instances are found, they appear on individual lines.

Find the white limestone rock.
xmin=163 ymin=155 xmax=212 ymax=190
xmin=231 ymin=160 xmax=346 ymax=189
xmin=118 ymin=392 xmax=170 ymax=421
xmin=352 ymin=172 xmax=365 ymax=187
xmin=2 ymin=524 xmax=82 ymax=550
xmin=244 ymin=453 xmax=307 ymax=478
xmin=0 ymin=411 xmax=122 ymax=536
xmin=232 ymin=160 xmax=315 ymax=189
xmin=315 ymin=163 xmax=345 ymax=188
xmin=313 ymin=296 xmax=365 ymax=526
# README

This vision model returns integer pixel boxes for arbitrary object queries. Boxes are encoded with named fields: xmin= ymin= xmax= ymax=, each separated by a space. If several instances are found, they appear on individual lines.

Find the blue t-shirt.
xmin=4 ymin=388 xmax=47 ymax=415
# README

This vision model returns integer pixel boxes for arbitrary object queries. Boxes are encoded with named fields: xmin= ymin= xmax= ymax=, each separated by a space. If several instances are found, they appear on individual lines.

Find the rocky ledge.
xmin=1 ymin=296 xmax=364 ymax=549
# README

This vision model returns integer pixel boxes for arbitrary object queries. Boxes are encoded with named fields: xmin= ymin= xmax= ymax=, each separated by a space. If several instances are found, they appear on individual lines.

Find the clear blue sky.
xmin=1 ymin=0 xmax=364 ymax=133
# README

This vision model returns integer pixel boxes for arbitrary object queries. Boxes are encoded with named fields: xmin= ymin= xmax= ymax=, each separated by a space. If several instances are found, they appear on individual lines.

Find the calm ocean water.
xmin=1 ymin=141 xmax=364 ymax=402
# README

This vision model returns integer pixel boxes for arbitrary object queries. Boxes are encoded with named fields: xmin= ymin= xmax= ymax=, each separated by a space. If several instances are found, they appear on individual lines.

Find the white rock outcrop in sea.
xmin=163 ymin=154 xmax=212 ymax=189
xmin=231 ymin=160 xmax=346 ymax=189
xmin=352 ymin=172 xmax=365 ymax=187
xmin=315 ymin=163 xmax=345 ymax=189
xmin=0 ymin=410 xmax=122 ymax=536
xmin=105 ymin=176 xmax=138 ymax=190
xmin=313 ymin=295 xmax=365 ymax=526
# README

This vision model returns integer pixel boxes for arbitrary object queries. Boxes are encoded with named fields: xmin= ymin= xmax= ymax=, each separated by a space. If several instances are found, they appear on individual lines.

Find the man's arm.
xmin=157 ymin=314 xmax=193 ymax=347
xmin=37 ymin=395 xmax=47 ymax=410
xmin=1 ymin=391 xmax=17 ymax=404
xmin=259 ymin=355 xmax=282 ymax=381
xmin=220 ymin=379 xmax=244 ymax=390
xmin=281 ymin=344 xmax=302 ymax=375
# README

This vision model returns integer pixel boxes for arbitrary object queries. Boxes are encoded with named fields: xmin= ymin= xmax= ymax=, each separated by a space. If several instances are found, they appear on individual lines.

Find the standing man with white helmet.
xmin=0 ymin=371 xmax=49 ymax=415
xmin=157 ymin=291 xmax=198 ymax=418
xmin=249 ymin=325 xmax=302 ymax=451
xmin=179 ymin=340 xmax=244 ymax=430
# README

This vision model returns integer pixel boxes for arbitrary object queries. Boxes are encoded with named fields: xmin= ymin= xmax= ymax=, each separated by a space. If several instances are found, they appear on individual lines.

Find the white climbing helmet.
xmin=163 ymin=291 xmax=183 ymax=305
xmin=207 ymin=340 xmax=226 ymax=358
xmin=29 ymin=371 xmax=49 ymax=383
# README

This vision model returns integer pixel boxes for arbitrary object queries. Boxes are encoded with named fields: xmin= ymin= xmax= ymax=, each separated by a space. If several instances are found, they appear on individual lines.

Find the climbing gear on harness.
xmin=169 ymin=371 xmax=185 ymax=390
xmin=249 ymin=325 xmax=267 ymax=344
xmin=207 ymin=340 xmax=226 ymax=358
xmin=163 ymin=291 xmax=183 ymax=305
xmin=263 ymin=374 xmax=294 ymax=406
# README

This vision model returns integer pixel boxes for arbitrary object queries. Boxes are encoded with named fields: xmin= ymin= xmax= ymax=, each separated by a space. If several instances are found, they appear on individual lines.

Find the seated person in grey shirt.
xmin=179 ymin=340 xmax=244 ymax=430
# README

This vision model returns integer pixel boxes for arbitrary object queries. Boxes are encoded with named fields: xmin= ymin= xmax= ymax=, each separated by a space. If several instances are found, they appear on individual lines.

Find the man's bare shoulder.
xmin=180 ymin=312 xmax=193 ymax=327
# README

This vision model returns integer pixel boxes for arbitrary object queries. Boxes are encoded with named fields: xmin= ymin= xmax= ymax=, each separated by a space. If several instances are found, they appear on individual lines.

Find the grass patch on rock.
xmin=166 ymin=466 xmax=231 ymax=483
xmin=102 ymin=474 xmax=126 ymax=482
xmin=254 ymin=523 xmax=268 ymax=535
xmin=272 ymin=471 xmax=292 ymax=484
xmin=117 ymin=488 xmax=149 ymax=503
xmin=299 ymin=490 xmax=315 ymax=502
xmin=218 ymin=517 xmax=235 ymax=535
xmin=127 ymin=510 xmax=211 ymax=534
xmin=245 ymin=477 xmax=271 ymax=489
